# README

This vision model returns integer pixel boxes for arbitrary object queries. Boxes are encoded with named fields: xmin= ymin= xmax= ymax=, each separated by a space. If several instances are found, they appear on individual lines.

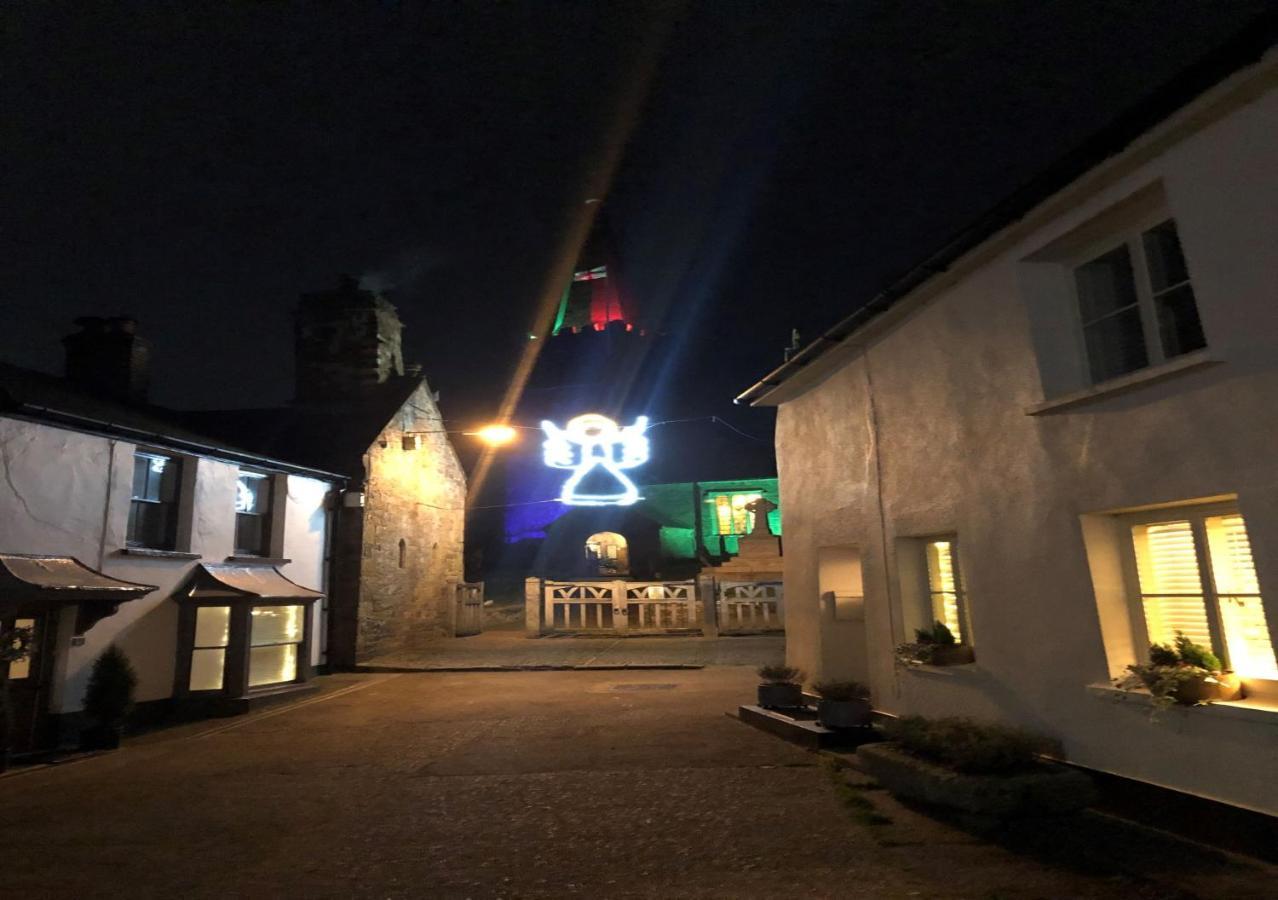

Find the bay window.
xmin=189 ymin=605 xmax=230 ymax=691
xmin=1128 ymin=507 xmax=1277 ymax=680
xmin=248 ymin=604 xmax=304 ymax=688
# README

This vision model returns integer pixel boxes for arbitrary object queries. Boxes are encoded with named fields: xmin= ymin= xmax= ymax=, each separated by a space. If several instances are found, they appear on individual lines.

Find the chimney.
xmin=62 ymin=316 xmax=152 ymax=404
xmin=293 ymin=275 xmax=406 ymax=404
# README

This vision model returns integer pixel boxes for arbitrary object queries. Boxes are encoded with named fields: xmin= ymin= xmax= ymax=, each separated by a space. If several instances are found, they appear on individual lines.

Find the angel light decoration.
xmin=541 ymin=413 xmax=650 ymax=506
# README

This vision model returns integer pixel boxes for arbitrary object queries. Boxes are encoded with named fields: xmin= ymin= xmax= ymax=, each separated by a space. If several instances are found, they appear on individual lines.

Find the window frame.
xmin=127 ymin=450 xmax=182 ymax=550
xmin=233 ymin=469 xmax=274 ymax=557
xmin=922 ymin=536 xmax=970 ymax=646
xmin=1068 ymin=214 xmax=1204 ymax=386
xmin=1118 ymin=501 xmax=1277 ymax=687
xmin=710 ymin=491 xmax=764 ymax=536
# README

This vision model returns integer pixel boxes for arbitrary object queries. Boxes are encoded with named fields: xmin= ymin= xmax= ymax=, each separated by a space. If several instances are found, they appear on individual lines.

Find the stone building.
xmin=188 ymin=277 xmax=467 ymax=665
xmin=737 ymin=38 xmax=1278 ymax=816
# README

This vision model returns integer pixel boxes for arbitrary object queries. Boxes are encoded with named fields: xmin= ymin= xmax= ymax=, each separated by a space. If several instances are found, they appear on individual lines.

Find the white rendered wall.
xmin=774 ymin=66 xmax=1278 ymax=814
xmin=0 ymin=420 xmax=335 ymax=713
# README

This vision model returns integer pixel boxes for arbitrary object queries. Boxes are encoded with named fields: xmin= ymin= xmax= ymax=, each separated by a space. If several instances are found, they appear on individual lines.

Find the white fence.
xmin=543 ymin=580 xmax=697 ymax=633
xmin=717 ymin=580 xmax=784 ymax=633
xmin=532 ymin=577 xmax=783 ymax=635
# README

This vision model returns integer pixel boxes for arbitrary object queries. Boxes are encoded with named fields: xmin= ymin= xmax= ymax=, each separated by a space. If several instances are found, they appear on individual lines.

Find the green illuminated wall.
xmin=635 ymin=477 xmax=780 ymax=564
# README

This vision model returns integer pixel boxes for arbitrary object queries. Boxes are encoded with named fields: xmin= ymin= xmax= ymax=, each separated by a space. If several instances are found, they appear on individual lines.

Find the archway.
xmin=584 ymin=531 xmax=629 ymax=576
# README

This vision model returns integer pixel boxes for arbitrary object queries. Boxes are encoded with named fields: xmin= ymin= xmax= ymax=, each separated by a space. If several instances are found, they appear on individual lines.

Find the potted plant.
xmin=894 ymin=621 xmax=974 ymax=667
xmin=1115 ymin=631 xmax=1242 ymax=708
xmin=813 ymin=680 xmax=872 ymax=728
xmin=857 ymin=716 xmax=1095 ymax=824
xmin=80 ymin=645 xmax=138 ymax=751
xmin=757 ymin=664 xmax=804 ymax=709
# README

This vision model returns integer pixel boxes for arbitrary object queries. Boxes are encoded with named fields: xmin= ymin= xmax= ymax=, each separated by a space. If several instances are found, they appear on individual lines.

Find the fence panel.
xmin=454 ymin=581 xmax=485 ymax=637
xmin=717 ymin=580 xmax=784 ymax=632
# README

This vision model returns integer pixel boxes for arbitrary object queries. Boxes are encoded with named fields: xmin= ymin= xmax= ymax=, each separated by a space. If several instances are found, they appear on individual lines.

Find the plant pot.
xmin=79 ymin=724 xmax=122 ymax=751
xmin=817 ymin=698 xmax=872 ymax=729
xmin=1174 ymin=671 xmax=1242 ymax=705
xmin=929 ymin=645 xmax=975 ymax=666
xmin=757 ymin=682 xmax=803 ymax=709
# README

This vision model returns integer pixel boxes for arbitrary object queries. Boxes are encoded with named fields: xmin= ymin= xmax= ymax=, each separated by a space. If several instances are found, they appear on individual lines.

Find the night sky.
xmin=4 ymin=2 xmax=1272 ymax=438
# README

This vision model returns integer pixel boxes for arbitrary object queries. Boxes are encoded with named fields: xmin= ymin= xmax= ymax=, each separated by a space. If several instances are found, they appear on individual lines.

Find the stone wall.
xmin=355 ymin=381 xmax=466 ymax=659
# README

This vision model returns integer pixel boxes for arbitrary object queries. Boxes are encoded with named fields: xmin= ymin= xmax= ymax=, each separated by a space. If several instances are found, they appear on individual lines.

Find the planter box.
xmin=817 ymin=698 xmax=872 ymax=729
xmin=757 ymin=682 xmax=803 ymax=709
xmin=928 ymin=645 xmax=975 ymax=666
xmin=857 ymin=743 xmax=1095 ymax=819
xmin=1172 ymin=672 xmax=1242 ymax=705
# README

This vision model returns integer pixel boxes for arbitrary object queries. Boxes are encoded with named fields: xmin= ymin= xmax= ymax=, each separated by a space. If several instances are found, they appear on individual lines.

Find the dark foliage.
xmin=888 ymin=715 xmax=1059 ymax=775
xmin=83 ymin=645 xmax=138 ymax=728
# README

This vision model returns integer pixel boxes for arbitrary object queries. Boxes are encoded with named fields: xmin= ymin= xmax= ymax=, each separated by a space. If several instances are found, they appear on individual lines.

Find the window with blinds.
xmin=925 ymin=539 xmax=966 ymax=643
xmin=1130 ymin=510 xmax=1277 ymax=680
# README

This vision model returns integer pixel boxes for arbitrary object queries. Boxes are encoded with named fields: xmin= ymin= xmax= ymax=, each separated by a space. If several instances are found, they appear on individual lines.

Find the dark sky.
xmin=4 ymin=2 xmax=1273 ymax=434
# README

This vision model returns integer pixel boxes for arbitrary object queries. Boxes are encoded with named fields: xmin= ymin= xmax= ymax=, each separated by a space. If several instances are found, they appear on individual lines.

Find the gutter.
xmin=6 ymin=402 xmax=348 ymax=484
xmin=735 ymin=16 xmax=1278 ymax=406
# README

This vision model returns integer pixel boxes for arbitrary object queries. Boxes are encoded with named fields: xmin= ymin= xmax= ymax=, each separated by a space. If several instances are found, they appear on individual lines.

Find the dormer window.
xmin=1073 ymin=218 xmax=1205 ymax=384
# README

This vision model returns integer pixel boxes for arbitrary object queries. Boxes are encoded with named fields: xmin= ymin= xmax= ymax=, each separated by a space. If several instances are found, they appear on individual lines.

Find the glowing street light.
xmin=470 ymin=423 xmax=519 ymax=447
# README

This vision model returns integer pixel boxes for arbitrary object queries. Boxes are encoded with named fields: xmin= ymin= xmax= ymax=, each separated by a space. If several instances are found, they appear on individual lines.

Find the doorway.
xmin=584 ymin=532 xmax=629 ymax=576
xmin=2 ymin=614 xmax=53 ymax=756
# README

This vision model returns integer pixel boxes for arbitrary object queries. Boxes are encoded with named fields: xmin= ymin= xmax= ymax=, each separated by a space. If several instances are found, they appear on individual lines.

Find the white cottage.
xmin=0 ymin=341 xmax=342 ymax=756
xmin=738 ymin=39 xmax=1278 ymax=816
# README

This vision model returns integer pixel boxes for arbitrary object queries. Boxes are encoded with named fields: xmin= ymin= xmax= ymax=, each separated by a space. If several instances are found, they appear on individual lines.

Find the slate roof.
xmin=0 ymin=361 xmax=346 ymax=481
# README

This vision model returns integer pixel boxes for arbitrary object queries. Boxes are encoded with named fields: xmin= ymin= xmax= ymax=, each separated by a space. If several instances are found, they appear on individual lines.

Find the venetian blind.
xmin=1205 ymin=515 xmax=1278 ymax=679
xmin=926 ymin=540 xmax=964 ymax=642
xmin=1132 ymin=521 xmax=1213 ymax=649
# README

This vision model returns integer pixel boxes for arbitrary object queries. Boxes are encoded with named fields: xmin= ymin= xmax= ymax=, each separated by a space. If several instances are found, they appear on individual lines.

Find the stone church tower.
xmin=293 ymin=274 xmax=409 ymax=403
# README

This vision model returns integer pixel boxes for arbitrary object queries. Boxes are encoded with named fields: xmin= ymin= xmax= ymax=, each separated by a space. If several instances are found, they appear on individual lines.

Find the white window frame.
xmin=1118 ymin=501 xmax=1277 ymax=690
xmin=1068 ymin=213 xmax=1204 ymax=386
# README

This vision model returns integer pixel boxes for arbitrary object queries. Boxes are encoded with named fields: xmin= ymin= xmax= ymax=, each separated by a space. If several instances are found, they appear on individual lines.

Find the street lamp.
xmin=469 ymin=424 xmax=519 ymax=447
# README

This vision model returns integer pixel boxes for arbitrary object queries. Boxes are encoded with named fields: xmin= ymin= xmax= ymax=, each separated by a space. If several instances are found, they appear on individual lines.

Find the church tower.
xmin=293 ymin=274 xmax=407 ymax=403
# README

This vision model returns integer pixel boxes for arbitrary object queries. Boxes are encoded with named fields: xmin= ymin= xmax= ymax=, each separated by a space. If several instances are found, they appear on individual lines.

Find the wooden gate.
xmin=453 ymin=581 xmax=484 ymax=637
xmin=543 ymin=579 xmax=697 ymax=633
xmin=717 ymin=580 xmax=784 ymax=632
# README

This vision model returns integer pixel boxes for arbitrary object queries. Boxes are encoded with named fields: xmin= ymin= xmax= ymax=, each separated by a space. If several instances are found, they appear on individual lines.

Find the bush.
xmin=813 ymin=680 xmax=870 ymax=702
xmin=83 ymin=645 xmax=137 ymax=728
xmin=757 ymin=664 xmax=803 ymax=685
xmin=914 ymin=621 xmax=957 ymax=647
xmin=1174 ymin=633 xmax=1222 ymax=672
xmin=887 ymin=716 xmax=1058 ymax=775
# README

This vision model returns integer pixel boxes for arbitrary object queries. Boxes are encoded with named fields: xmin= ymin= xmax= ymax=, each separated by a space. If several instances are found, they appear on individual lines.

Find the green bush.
xmin=813 ymin=680 xmax=870 ymax=702
xmin=887 ymin=716 xmax=1058 ymax=775
xmin=757 ymin=664 xmax=803 ymax=685
xmin=1148 ymin=642 xmax=1180 ymax=667
xmin=83 ymin=645 xmax=137 ymax=728
xmin=1174 ymin=633 xmax=1222 ymax=672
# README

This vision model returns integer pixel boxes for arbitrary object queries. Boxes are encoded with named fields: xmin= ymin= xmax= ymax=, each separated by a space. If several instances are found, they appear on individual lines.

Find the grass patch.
xmin=825 ymin=758 xmax=892 ymax=827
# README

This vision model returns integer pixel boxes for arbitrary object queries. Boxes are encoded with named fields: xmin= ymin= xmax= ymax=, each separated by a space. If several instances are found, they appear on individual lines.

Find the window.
xmin=189 ymin=606 xmax=230 ymax=691
xmin=128 ymin=451 xmax=181 ymax=549
xmin=248 ymin=605 xmax=304 ymax=688
xmin=924 ymin=539 xmax=967 ymax=643
xmin=234 ymin=471 xmax=272 ymax=556
xmin=1074 ymin=218 xmax=1205 ymax=384
xmin=1129 ymin=509 xmax=1277 ymax=679
xmin=713 ymin=493 xmax=762 ymax=535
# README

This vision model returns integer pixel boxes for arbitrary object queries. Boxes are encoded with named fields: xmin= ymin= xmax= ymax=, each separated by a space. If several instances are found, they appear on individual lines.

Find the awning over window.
xmin=182 ymin=564 xmax=324 ymax=604
xmin=0 ymin=554 xmax=157 ymax=634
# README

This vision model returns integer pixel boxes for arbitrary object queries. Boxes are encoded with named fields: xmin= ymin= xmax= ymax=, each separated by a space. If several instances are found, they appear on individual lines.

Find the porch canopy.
xmin=182 ymin=563 xmax=324 ymax=604
xmin=0 ymin=554 xmax=157 ymax=634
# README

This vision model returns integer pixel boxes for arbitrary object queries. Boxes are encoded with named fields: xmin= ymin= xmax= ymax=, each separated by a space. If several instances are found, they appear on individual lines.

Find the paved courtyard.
xmin=2 ymin=667 xmax=1274 ymax=899
xmin=362 ymin=629 xmax=785 ymax=670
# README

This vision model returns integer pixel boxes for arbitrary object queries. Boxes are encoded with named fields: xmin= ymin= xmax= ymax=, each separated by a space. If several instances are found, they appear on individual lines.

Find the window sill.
xmin=1026 ymin=350 xmax=1218 ymax=416
xmin=1086 ymin=683 xmax=1278 ymax=726
xmin=899 ymin=661 xmax=979 ymax=677
xmin=119 ymin=548 xmax=201 ymax=560
xmin=226 ymin=556 xmax=292 ymax=566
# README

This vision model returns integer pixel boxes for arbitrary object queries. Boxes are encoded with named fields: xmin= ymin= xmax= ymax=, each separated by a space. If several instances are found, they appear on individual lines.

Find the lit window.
xmin=5 ymin=618 xmax=37 ymax=680
xmin=924 ymin=539 xmax=966 ymax=643
xmin=127 ymin=451 xmax=181 ymax=549
xmin=234 ymin=472 xmax=272 ymax=556
xmin=248 ymin=605 xmax=304 ymax=688
xmin=713 ymin=493 xmax=762 ymax=535
xmin=1074 ymin=218 xmax=1205 ymax=384
xmin=189 ymin=606 xmax=230 ymax=691
xmin=1130 ymin=509 xmax=1277 ymax=679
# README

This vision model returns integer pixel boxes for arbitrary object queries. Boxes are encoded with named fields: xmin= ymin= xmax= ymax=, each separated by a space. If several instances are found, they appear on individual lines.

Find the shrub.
xmin=1174 ymin=633 xmax=1222 ymax=672
xmin=813 ymin=680 xmax=870 ymax=702
xmin=83 ymin=645 xmax=138 ymax=728
xmin=914 ymin=621 xmax=957 ymax=647
xmin=757 ymin=664 xmax=803 ymax=685
xmin=887 ymin=716 xmax=1058 ymax=775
